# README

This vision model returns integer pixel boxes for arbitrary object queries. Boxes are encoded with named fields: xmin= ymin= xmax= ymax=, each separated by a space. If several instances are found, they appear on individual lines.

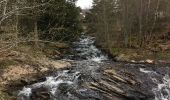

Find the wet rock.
xmin=104 ymin=69 xmax=127 ymax=83
xmin=146 ymin=59 xmax=154 ymax=64
xmin=158 ymin=60 xmax=170 ymax=65
xmin=31 ymin=88 xmax=50 ymax=100
xmin=104 ymin=69 xmax=137 ymax=85
xmin=131 ymin=60 xmax=136 ymax=63
xmin=85 ymin=66 xmax=153 ymax=100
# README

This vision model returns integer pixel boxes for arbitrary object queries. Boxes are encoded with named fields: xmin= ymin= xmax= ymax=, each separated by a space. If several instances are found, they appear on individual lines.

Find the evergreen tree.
xmin=38 ymin=0 xmax=82 ymax=42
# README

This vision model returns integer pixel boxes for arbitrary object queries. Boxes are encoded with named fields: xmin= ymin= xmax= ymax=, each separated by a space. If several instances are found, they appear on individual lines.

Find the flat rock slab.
xmin=87 ymin=62 xmax=170 ymax=100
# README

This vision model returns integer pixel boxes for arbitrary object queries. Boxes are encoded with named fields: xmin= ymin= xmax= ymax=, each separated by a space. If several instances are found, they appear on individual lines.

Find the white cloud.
xmin=76 ymin=0 xmax=93 ymax=9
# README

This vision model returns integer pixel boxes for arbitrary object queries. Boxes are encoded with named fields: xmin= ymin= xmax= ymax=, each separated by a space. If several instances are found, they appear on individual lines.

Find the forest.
xmin=0 ymin=0 xmax=82 ymax=99
xmin=86 ymin=0 xmax=170 ymax=61
xmin=0 ymin=0 xmax=170 ymax=100
xmin=0 ymin=0 xmax=82 ymax=52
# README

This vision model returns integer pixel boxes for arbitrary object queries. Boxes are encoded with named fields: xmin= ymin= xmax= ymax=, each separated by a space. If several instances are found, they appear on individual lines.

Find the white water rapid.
xmin=140 ymin=68 xmax=170 ymax=100
xmin=17 ymin=34 xmax=108 ymax=100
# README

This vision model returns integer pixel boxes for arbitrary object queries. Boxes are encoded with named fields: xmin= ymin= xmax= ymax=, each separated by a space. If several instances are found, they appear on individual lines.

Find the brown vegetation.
xmin=86 ymin=0 xmax=170 ymax=61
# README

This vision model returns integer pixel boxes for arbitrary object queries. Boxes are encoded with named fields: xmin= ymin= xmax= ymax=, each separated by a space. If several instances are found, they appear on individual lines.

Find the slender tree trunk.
xmin=123 ymin=0 xmax=129 ymax=47
xmin=33 ymin=0 xmax=39 ymax=48
xmin=34 ymin=20 xmax=39 ymax=48
xmin=139 ymin=0 xmax=143 ymax=47
xmin=0 ymin=0 xmax=7 ymax=25
xmin=3 ymin=0 xmax=7 ymax=16
xmin=15 ymin=5 xmax=19 ymax=44
xmin=102 ymin=1 xmax=110 ymax=49
xmin=103 ymin=1 xmax=107 ymax=43
xmin=149 ymin=0 xmax=160 ymax=41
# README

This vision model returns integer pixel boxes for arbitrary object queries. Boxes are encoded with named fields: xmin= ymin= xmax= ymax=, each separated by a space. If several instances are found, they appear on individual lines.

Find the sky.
xmin=76 ymin=0 xmax=93 ymax=9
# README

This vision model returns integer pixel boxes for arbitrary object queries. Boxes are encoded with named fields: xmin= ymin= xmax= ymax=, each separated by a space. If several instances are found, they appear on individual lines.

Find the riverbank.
xmin=9 ymin=34 xmax=170 ymax=100
xmin=96 ymin=43 xmax=170 ymax=65
xmin=0 ymin=43 xmax=71 ymax=99
xmin=112 ymin=48 xmax=170 ymax=64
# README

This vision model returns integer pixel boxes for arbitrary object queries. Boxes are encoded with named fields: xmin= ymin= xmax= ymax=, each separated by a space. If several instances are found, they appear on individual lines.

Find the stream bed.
xmin=17 ymin=34 xmax=170 ymax=100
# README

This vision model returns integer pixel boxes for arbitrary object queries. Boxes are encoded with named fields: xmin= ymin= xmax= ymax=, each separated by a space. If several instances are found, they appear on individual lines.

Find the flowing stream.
xmin=17 ymin=34 xmax=170 ymax=100
xmin=17 ymin=34 xmax=108 ymax=100
xmin=140 ymin=68 xmax=170 ymax=100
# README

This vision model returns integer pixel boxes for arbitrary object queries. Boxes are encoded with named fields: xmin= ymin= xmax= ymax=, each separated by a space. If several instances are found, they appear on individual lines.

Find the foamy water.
xmin=18 ymin=34 xmax=108 ymax=100
xmin=140 ymin=68 xmax=170 ymax=100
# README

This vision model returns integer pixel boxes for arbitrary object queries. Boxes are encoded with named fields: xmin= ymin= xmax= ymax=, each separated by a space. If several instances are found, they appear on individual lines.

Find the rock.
xmin=104 ymin=69 xmax=137 ymax=85
xmin=40 ymin=67 xmax=49 ymax=72
xmin=146 ymin=59 xmax=154 ymax=64
xmin=49 ymin=60 xmax=71 ymax=69
xmin=86 ymin=68 xmax=143 ymax=100
xmin=131 ymin=60 xmax=136 ymax=63
xmin=38 ymin=58 xmax=71 ymax=70
xmin=139 ymin=60 xmax=145 ymax=63
xmin=0 ymin=58 xmax=71 ymax=94
xmin=31 ymin=88 xmax=50 ymax=100
xmin=104 ymin=69 xmax=127 ymax=83
xmin=100 ymin=80 xmax=125 ymax=94
xmin=88 ymin=81 xmax=126 ymax=97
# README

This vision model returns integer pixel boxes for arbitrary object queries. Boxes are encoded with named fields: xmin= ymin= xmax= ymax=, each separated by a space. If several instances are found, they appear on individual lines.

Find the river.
xmin=17 ymin=34 xmax=170 ymax=100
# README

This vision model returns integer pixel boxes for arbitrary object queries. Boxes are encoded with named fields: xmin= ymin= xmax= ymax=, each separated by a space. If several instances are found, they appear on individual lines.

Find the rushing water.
xmin=154 ymin=75 xmax=170 ymax=100
xmin=17 ymin=34 xmax=170 ymax=100
xmin=140 ymin=68 xmax=170 ymax=100
xmin=17 ymin=34 xmax=108 ymax=100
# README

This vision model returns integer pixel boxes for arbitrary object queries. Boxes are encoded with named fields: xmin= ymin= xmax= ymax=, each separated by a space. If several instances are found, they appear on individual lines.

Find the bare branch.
xmin=0 ymin=0 xmax=6 ymax=4
xmin=0 ymin=0 xmax=52 ymax=25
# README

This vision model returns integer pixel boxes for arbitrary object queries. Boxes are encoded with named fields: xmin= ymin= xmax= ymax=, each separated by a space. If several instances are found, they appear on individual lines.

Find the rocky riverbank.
xmin=96 ymin=44 xmax=170 ymax=65
xmin=0 ymin=58 xmax=71 ymax=99
xmin=1 ymin=34 xmax=170 ymax=100
xmin=94 ymin=39 xmax=170 ymax=65
xmin=14 ymin=61 xmax=170 ymax=100
xmin=0 ymin=42 xmax=71 ymax=99
xmin=86 ymin=62 xmax=170 ymax=100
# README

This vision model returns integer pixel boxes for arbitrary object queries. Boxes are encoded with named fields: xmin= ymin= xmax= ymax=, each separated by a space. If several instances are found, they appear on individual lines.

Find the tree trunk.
xmin=15 ymin=5 xmax=19 ymax=44
xmin=139 ymin=0 xmax=143 ymax=47
xmin=34 ymin=20 xmax=39 ymax=48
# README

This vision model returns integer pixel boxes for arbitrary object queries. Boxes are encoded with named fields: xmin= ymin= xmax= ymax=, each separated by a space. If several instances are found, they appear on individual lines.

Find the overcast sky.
xmin=76 ymin=0 xmax=93 ymax=9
